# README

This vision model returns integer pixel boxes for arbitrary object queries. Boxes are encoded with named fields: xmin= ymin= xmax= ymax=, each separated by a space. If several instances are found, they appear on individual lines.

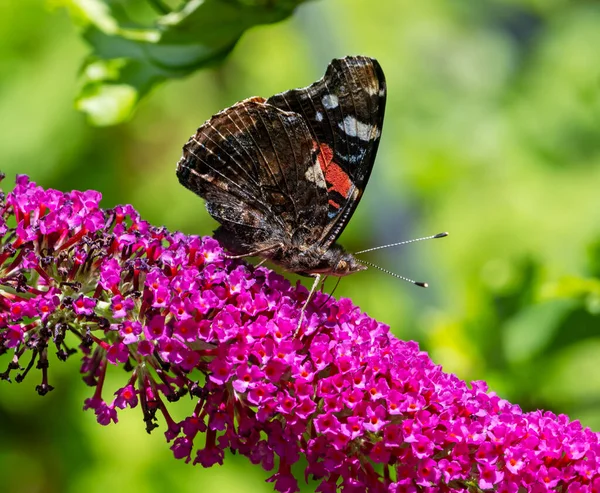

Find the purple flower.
xmin=114 ymin=384 xmax=138 ymax=409
xmin=99 ymin=258 xmax=121 ymax=293
xmin=119 ymin=320 xmax=142 ymax=344
xmin=4 ymin=325 xmax=23 ymax=348
xmin=2 ymin=175 xmax=600 ymax=492
xmin=111 ymin=295 xmax=134 ymax=319
xmin=106 ymin=342 xmax=129 ymax=364
xmin=73 ymin=295 xmax=97 ymax=316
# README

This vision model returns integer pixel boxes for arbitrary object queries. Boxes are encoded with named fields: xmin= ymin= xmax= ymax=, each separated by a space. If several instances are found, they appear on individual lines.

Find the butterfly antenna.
xmin=354 ymin=232 xmax=448 ymax=255
xmin=355 ymin=258 xmax=428 ymax=288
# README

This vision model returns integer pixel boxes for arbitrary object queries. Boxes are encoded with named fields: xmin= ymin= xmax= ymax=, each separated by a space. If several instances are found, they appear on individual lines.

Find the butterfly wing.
xmin=176 ymin=99 xmax=329 ymax=254
xmin=266 ymin=56 xmax=386 ymax=249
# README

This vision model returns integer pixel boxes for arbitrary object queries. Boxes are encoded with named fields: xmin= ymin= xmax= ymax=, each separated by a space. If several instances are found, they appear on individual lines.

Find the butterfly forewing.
xmin=266 ymin=56 xmax=387 ymax=248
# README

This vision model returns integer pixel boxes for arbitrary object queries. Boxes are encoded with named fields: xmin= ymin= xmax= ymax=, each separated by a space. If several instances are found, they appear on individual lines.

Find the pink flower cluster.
xmin=1 ymin=174 xmax=600 ymax=492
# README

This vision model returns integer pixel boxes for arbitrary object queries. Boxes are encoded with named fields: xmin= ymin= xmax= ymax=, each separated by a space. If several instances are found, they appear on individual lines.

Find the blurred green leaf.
xmin=63 ymin=0 xmax=308 ymax=125
xmin=540 ymin=275 xmax=600 ymax=314
xmin=503 ymin=299 xmax=576 ymax=364
xmin=587 ymin=237 xmax=600 ymax=279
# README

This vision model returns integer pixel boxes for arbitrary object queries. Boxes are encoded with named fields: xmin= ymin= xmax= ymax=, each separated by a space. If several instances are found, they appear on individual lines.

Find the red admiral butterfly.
xmin=177 ymin=56 xmax=387 ymax=302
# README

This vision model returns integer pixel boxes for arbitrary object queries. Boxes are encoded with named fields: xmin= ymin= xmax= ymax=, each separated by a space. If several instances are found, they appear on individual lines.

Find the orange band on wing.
xmin=317 ymin=143 xmax=334 ymax=171
xmin=317 ymin=143 xmax=352 ymax=200
xmin=325 ymin=162 xmax=351 ymax=198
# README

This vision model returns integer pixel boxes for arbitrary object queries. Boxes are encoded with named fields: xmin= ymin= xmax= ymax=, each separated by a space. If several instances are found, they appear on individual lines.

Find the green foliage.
xmin=63 ymin=0 xmax=307 ymax=125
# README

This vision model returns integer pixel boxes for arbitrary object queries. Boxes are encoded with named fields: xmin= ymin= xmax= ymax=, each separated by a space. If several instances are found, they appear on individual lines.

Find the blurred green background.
xmin=2 ymin=0 xmax=600 ymax=491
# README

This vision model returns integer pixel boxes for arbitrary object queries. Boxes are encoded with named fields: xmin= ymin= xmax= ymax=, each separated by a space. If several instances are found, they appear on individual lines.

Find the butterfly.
xmin=176 ymin=56 xmax=387 ymax=310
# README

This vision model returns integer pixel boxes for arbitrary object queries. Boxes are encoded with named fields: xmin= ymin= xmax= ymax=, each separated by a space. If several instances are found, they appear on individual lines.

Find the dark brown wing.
xmin=176 ymin=99 xmax=329 ymax=254
xmin=266 ymin=56 xmax=386 ymax=249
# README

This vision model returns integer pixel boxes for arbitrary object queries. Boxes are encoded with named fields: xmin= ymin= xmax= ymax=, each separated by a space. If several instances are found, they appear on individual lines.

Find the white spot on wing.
xmin=339 ymin=116 xmax=378 ymax=141
xmin=315 ymin=111 xmax=323 ymax=122
xmin=365 ymin=84 xmax=378 ymax=96
xmin=321 ymin=94 xmax=339 ymax=109
xmin=304 ymin=161 xmax=326 ymax=188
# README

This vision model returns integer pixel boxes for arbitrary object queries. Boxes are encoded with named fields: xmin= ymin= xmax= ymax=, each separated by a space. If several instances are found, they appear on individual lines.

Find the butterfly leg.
xmin=255 ymin=259 xmax=268 ymax=268
xmin=297 ymin=274 xmax=321 ymax=331
xmin=319 ymin=275 xmax=328 ymax=292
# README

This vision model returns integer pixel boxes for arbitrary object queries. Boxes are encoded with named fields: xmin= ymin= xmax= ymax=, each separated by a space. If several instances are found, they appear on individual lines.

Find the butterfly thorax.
xmin=268 ymin=242 xmax=366 ymax=278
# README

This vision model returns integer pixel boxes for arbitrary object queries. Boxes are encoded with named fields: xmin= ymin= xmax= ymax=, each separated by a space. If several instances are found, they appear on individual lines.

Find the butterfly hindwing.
xmin=176 ymin=99 xmax=330 ymax=254
xmin=266 ymin=56 xmax=387 ymax=248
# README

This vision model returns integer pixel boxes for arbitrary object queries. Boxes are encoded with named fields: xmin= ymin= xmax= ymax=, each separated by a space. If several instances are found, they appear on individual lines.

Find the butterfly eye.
xmin=337 ymin=260 xmax=348 ymax=272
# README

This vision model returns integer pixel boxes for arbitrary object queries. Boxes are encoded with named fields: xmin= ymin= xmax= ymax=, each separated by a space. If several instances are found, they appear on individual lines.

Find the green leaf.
xmin=75 ymin=82 xmax=138 ymax=126
xmin=63 ymin=0 xmax=309 ymax=125
xmin=503 ymin=299 xmax=577 ymax=364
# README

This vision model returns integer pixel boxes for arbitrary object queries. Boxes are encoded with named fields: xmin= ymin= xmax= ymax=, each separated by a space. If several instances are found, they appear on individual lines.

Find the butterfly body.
xmin=177 ymin=56 xmax=386 ymax=281
xmin=213 ymin=223 xmax=366 ymax=277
